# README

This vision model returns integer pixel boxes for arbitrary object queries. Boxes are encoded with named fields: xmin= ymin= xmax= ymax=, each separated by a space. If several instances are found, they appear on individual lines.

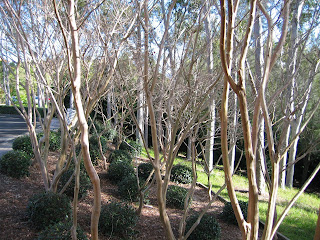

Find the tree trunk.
xmin=254 ymin=12 xmax=266 ymax=194
xmin=284 ymin=0 xmax=305 ymax=188
xmin=67 ymin=1 xmax=101 ymax=239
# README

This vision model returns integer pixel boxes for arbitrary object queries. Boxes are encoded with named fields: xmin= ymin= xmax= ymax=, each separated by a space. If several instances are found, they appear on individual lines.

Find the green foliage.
xmin=89 ymin=135 xmax=107 ymax=165
xmin=118 ymin=175 xmax=139 ymax=202
xmin=109 ymin=149 xmax=132 ymax=163
xmin=99 ymin=201 xmax=138 ymax=238
xmin=221 ymin=200 xmax=248 ymax=225
xmin=89 ymin=119 xmax=117 ymax=141
xmin=12 ymin=135 xmax=33 ymax=157
xmin=48 ymin=131 xmax=61 ymax=151
xmin=26 ymin=192 xmax=71 ymax=230
xmin=137 ymin=162 xmax=153 ymax=180
xmin=185 ymin=213 xmax=221 ymax=240
xmin=106 ymin=160 xmax=135 ymax=183
xmin=0 ymin=105 xmax=46 ymax=117
xmin=0 ymin=150 xmax=32 ymax=178
xmin=58 ymin=168 xmax=91 ymax=199
xmin=166 ymin=185 xmax=189 ymax=209
xmin=37 ymin=221 xmax=88 ymax=240
xmin=37 ymin=131 xmax=61 ymax=151
xmin=119 ymin=140 xmax=142 ymax=156
xmin=171 ymin=164 xmax=193 ymax=184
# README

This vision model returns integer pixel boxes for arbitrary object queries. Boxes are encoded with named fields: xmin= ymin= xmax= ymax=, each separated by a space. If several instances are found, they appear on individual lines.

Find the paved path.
xmin=0 ymin=114 xmax=59 ymax=157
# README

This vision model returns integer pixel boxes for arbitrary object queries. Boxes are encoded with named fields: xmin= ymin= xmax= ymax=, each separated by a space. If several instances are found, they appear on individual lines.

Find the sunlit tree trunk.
xmin=67 ymin=1 xmax=101 ymax=239
xmin=254 ymin=12 xmax=266 ymax=194
xmin=204 ymin=3 xmax=216 ymax=172
xmin=284 ymin=0 xmax=305 ymax=188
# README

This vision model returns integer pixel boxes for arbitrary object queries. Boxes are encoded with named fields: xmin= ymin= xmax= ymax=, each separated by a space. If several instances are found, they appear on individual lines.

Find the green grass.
xmin=140 ymin=148 xmax=320 ymax=240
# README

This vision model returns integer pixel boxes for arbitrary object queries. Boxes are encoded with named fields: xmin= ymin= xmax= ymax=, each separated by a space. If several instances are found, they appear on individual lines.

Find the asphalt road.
xmin=0 ymin=114 xmax=59 ymax=157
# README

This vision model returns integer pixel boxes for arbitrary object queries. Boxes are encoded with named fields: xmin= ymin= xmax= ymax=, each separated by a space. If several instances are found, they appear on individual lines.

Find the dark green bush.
xmin=118 ymin=175 xmax=139 ymax=202
xmin=89 ymin=135 xmax=107 ymax=165
xmin=138 ymin=162 xmax=153 ymax=180
xmin=119 ymin=140 xmax=142 ymax=156
xmin=109 ymin=149 xmax=132 ymax=163
xmin=171 ymin=164 xmax=193 ymax=184
xmin=0 ymin=150 xmax=32 ymax=178
xmin=48 ymin=131 xmax=61 ymax=151
xmin=106 ymin=160 xmax=135 ymax=183
xmin=221 ymin=200 xmax=248 ymax=225
xmin=37 ymin=131 xmax=61 ymax=151
xmin=37 ymin=221 xmax=88 ymax=240
xmin=99 ymin=201 xmax=138 ymax=238
xmin=89 ymin=120 xmax=117 ymax=141
xmin=12 ymin=135 xmax=33 ymax=156
xmin=166 ymin=185 xmax=189 ymax=209
xmin=185 ymin=213 xmax=221 ymax=240
xmin=26 ymin=192 xmax=71 ymax=230
xmin=58 ymin=168 xmax=91 ymax=199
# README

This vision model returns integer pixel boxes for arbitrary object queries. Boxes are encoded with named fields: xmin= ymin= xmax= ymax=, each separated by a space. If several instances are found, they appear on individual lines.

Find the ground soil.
xmin=0 ymin=152 xmax=260 ymax=240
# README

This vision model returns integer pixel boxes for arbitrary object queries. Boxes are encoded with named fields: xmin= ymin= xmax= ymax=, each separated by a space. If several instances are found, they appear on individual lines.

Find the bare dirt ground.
xmin=0 ymin=152 xmax=253 ymax=240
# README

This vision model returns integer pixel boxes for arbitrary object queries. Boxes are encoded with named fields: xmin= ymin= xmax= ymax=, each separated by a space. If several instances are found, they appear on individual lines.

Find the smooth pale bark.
xmin=228 ymin=91 xmax=237 ymax=173
xmin=254 ymin=12 xmax=266 ymax=194
xmin=67 ymin=1 xmax=101 ymax=239
xmin=204 ymin=4 xmax=216 ymax=173
xmin=284 ymin=0 xmax=305 ymax=188
xmin=136 ymin=25 xmax=144 ymax=144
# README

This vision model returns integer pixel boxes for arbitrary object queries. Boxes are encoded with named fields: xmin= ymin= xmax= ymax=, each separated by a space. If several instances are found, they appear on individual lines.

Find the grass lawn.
xmin=141 ymin=148 xmax=320 ymax=240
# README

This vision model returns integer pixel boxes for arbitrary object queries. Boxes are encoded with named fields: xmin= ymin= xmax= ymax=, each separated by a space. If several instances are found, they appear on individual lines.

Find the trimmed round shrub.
xmin=118 ymin=175 xmax=139 ymax=202
xmin=109 ymin=149 xmax=132 ymax=163
xmin=0 ymin=150 xmax=32 ymax=178
xmin=37 ymin=221 xmax=88 ymax=240
xmin=171 ymin=164 xmax=193 ymax=184
xmin=26 ymin=192 xmax=71 ymax=230
xmin=89 ymin=135 xmax=107 ymax=165
xmin=106 ymin=160 xmax=135 ymax=183
xmin=58 ymin=168 xmax=91 ymax=199
xmin=221 ymin=200 xmax=248 ymax=225
xmin=119 ymin=140 xmax=142 ymax=156
xmin=185 ymin=213 xmax=221 ymax=240
xmin=138 ymin=162 xmax=153 ymax=180
xmin=12 ymin=135 xmax=33 ymax=156
xmin=166 ymin=185 xmax=189 ymax=209
xmin=99 ymin=201 xmax=138 ymax=237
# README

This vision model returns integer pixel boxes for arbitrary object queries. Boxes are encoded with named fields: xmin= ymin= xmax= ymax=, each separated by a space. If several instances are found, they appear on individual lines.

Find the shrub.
xmin=89 ymin=135 xmax=107 ymax=165
xmin=119 ymin=140 xmax=142 ymax=156
xmin=138 ymin=162 xmax=153 ymax=181
xmin=12 ymin=135 xmax=33 ymax=156
xmin=89 ymin=120 xmax=117 ymax=141
xmin=58 ymin=168 xmax=91 ymax=199
xmin=118 ymin=175 xmax=139 ymax=202
xmin=99 ymin=201 xmax=138 ymax=238
xmin=109 ymin=149 xmax=132 ymax=163
xmin=37 ymin=131 xmax=61 ymax=151
xmin=0 ymin=150 xmax=32 ymax=178
xmin=26 ymin=192 xmax=71 ymax=230
xmin=48 ymin=131 xmax=61 ymax=151
xmin=37 ymin=221 xmax=88 ymax=240
xmin=166 ymin=185 xmax=189 ymax=209
xmin=171 ymin=164 xmax=193 ymax=184
xmin=107 ymin=160 xmax=135 ymax=183
xmin=185 ymin=213 xmax=221 ymax=240
xmin=221 ymin=200 xmax=248 ymax=225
